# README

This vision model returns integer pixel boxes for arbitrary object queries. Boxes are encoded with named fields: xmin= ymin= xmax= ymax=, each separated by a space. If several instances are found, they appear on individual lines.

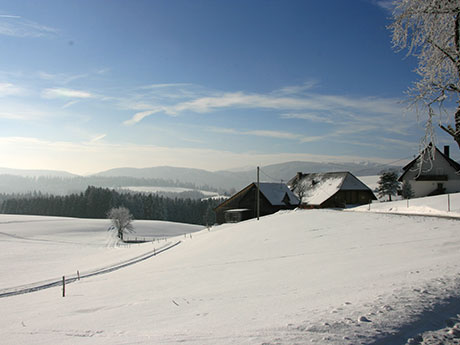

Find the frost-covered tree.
xmin=107 ymin=206 xmax=134 ymax=241
xmin=294 ymin=181 xmax=308 ymax=206
xmin=377 ymin=171 xmax=400 ymax=201
xmin=389 ymin=0 xmax=460 ymax=149
xmin=401 ymin=180 xmax=415 ymax=199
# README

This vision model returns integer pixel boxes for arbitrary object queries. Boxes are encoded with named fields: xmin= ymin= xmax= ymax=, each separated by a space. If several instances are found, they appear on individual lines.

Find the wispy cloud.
xmin=272 ymin=80 xmax=319 ymax=95
xmin=139 ymin=83 xmax=193 ymax=90
xmin=280 ymin=112 xmax=335 ymax=124
xmin=0 ymin=82 xmax=24 ymax=96
xmin=37 ymin=71 xmax=88 ymax=85
xmin=0 ymin=14 xmax=58 ymax=38
xmin=42 ymin=88 xmax=94 ymax=99
xmin=62 ymin=100 xmax=80 ymax=108
xmin=0 ymin=112 xmax=27 ymax=120
xmin=90 ymin=134 xmax=107 ymax=143
xmin=124 ymin=84 xmax=405 ymax=127
xmin=369 ymin=0 xmax=395 ymax=12
xmin=209 ymin=127 xmax=323 ymax=143
xmin=123 ymin=109 xmax=163 ymax=125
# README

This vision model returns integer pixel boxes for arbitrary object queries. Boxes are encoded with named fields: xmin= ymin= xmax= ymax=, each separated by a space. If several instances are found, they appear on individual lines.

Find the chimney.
xmin=444 ymin=145 xmax=450 ymax=158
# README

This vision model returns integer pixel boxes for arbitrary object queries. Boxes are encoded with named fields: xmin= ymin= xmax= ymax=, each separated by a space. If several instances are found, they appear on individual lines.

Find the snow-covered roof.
xmin=292 ymin=172 xmax=373 ymax=205
xmin=224 ymin=208 xmax=251 ymax=213
xmin=259 ymin=182 xmax=299 ymax=206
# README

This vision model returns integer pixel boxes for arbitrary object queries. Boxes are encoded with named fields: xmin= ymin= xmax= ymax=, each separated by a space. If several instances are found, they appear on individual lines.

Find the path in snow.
xmin=0 ymin=241 xmax=181 ymax=298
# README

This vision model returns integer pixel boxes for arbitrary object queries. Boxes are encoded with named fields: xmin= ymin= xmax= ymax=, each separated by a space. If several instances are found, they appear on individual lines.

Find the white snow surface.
xmin=1 ymin=207 xmax=460 ymax=344
xmin=301 ymin=177 xmax=343 ymax=205
xmin=351 ymin=192 xmax=460 ymax=218
xmin=124 ymin=185 xmax=218 ymax=196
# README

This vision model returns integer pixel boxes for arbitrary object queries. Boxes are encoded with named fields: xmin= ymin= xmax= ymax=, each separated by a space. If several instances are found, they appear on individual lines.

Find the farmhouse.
xmin=398 ymin=145 xmax=460 ymax=198
xmin=287 ymin=171 xmax=376 ymax=208
xmin=215 ymin=182 xmax=299 ymax=224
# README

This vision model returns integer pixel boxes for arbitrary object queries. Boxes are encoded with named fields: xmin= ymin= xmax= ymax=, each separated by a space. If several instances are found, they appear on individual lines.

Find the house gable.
xmin=398 ymin=145 xmax=460 ymax=197
xmin=214 ymin=182 xmax=298 ymax=224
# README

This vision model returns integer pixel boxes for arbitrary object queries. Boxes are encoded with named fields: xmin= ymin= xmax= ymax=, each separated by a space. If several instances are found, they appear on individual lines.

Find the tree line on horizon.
xmin=0 ymin=174 xmax=226 ymax=196
xmin=0 ymin=186 xmax=221 ymax=226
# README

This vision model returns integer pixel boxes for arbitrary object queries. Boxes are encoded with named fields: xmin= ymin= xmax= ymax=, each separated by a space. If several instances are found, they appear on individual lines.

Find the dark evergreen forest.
xmin=0 ymin=186 xmax=222 ymax=226
xmin=0 ymin=174 xmax=225 ymax=196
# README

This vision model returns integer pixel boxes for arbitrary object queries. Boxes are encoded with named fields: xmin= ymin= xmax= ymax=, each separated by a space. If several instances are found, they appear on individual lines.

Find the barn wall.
xmin=215 ymin=185 xmax=296 ymax=224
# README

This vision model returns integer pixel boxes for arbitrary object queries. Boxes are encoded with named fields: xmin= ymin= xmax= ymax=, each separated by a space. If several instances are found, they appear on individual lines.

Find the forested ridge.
xmin=0 ymin=174 xmax=223 ymax=196
xmin=0 ymin=186 xmax=222 ymax=226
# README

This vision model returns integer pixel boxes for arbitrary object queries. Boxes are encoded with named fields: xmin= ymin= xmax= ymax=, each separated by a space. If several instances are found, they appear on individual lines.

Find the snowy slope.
xmin=351 ymin=192 xmax=460 ymax=218
xmin=0 ymin=215 xmax=203 ymax=289
xmin=1 ymin=210 xmax=460 ymax=344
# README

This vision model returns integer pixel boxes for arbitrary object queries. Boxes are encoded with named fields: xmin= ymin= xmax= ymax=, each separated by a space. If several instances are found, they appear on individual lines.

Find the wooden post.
xmin=257 ymin=166 xmax=260 ymax=221
xmin=77 ymin=270 xmax=80 ymax=281
xmin=62 ymin=276 xmax=65 ymax=297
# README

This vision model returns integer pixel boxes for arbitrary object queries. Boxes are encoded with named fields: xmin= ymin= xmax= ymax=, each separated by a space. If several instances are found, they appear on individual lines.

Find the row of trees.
xmin=0 ymin=186 xmax=222 ymax=226
xmin=0 ymin=174 xmax=224 ymax=196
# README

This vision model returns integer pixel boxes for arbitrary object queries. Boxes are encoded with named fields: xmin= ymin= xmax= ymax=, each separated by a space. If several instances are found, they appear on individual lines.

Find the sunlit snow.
xmin=1 ymin=195 xmax=460 ymax=344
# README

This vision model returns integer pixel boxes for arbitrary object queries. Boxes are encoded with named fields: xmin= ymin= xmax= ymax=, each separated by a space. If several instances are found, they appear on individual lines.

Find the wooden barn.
xmin=398 ymin=145 xmax=460 ymax=198
xmin=287 ymin=171 xmax=376 ymax=208
xmin=215 ymin=182 xmax=299 ymax=224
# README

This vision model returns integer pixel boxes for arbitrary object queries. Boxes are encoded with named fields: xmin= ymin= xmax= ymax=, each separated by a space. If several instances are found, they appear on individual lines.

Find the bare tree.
xmin=107 ymin=206 xmax=134 ymax=241
xmin=294 ymin=181 xmax=308 ymax=206
xmin=389 ymin=0 xmax=460 ymax=149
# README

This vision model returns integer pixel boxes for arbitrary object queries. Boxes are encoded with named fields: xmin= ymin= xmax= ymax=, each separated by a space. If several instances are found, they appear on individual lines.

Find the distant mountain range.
xmin=93 ymin=161 xmax=401 ymax=190
xmin=0 ymin=160 xmax=401 ymax=195
xmin=0 ymin=167 xmax=77 ymax=178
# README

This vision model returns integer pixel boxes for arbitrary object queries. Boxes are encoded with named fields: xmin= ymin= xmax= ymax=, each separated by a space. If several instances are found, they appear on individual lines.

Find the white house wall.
xmin=407 ymin=180 xmax=460 ymax=198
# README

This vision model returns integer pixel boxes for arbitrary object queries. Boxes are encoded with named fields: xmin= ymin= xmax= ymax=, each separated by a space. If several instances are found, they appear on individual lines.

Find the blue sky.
xmin=0 ymin=0 xmax=457 ymax=175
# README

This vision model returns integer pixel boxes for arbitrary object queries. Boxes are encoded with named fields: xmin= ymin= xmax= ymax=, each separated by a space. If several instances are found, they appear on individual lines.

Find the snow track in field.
xmin=0 ymin=241 xmax=181 ymax=298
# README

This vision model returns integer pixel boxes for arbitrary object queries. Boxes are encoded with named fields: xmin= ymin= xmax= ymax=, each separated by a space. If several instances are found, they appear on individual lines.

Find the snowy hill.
xmin=94 ymin=161 xmax=401 ymax=190
xmin=1 ymin=203 xmax=460 ymax=344
xmin=353 ymin=192 xmax=460 ymax=218
xmin=0 ymin=167 xmax=77 ymax=178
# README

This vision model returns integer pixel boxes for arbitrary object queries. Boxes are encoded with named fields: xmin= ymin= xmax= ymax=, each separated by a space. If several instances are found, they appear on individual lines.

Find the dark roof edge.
xmin=214 ymin=183 xmax=255 ymax=211
xmin=399 ymin=146 xmax=460 ymax=181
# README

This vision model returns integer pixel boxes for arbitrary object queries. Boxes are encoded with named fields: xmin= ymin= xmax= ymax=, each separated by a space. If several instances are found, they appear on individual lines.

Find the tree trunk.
xmin=456 ymin=105 xmax=460 ymax=149
xmin=440 ymin=105 xmax=460 ymax=149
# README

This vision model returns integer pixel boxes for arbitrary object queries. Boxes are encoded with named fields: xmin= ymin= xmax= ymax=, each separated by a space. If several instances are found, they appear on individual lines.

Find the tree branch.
xmin=427 ymin=39 xmax=457 ymax=66
xmin=439 ymin=123 xmax=456 ymax=136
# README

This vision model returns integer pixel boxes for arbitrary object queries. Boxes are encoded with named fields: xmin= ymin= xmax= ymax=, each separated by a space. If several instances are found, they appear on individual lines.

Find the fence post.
xmin=77 ymin=270 xmax=80 ymax=281
xmin=407 ymin=198 xmax=409 ymax=208
xmin=448 ymin=194 xmax=451 ymax=212
xmin=62 ymin=276 xmax=65 ymax=297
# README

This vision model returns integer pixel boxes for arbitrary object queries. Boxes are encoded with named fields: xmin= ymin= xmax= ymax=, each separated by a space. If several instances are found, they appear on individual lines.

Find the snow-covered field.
xmin=124 ymin=185 xmax=219 ymax=196
xmin=1 ymin=199 xmax=460 ymax=344
xmin=353 ymin=192 xmax=460 ymax=218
